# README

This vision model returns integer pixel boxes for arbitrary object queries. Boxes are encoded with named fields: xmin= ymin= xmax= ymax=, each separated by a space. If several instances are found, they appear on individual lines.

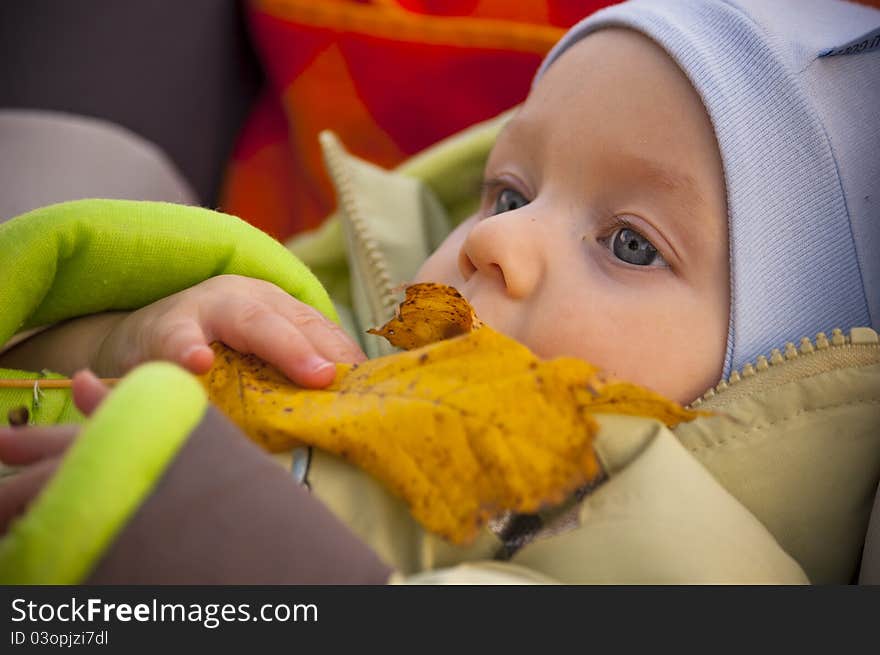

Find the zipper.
xmin=689 ymin=326 xmax=880 ymax=409
xmin=319 ymin=131 xmax=400 ymax=329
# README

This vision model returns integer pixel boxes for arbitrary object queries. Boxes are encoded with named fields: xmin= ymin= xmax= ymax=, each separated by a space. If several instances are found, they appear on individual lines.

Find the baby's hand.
xmin=95 ymin=275 xmax=365 ymax=388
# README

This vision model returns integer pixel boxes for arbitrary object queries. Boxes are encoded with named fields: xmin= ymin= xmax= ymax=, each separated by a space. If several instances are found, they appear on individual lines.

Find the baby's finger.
xmin=211 ymin=306 xmax=337 ymax=388
xmin=282 ymin=305 xmax=367 ymax=366
xmin=0 ymin=457 xmax=60 ymax=534
xmin=71 ymin=370 xmax=110 ymax=416
xmin=0 ymin=426 xmax=77 ymax=466
xmin=152 ymin=319 xmax=214 ymax=375
xmin=241 ymin=281 xmax=365 ymax=365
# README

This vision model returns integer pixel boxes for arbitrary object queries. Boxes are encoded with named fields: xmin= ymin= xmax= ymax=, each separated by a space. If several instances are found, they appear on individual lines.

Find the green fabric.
xmin=0 ymin=198 xmax=337 ymax=350
xmin=0 ymin=362 xmax=207 ymax=584
xmin=0 ymin=368 xmax=84 ymax=427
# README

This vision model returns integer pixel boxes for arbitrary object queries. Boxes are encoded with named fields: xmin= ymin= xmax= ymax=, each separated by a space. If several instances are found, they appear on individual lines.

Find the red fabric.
xmin=220 ymin=0 xmax=618 ymax=240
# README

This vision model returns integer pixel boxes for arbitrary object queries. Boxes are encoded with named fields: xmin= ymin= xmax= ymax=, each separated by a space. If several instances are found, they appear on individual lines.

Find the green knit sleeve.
xmin=0 ymin=198 xmax=337 ymax=348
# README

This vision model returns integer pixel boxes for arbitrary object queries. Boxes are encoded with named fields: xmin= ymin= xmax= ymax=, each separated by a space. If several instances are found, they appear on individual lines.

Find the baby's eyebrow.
xmin=610 ymin=152 xmax=711 ymax=264
xmin=619 ymin=153 xmax=703 ymax=204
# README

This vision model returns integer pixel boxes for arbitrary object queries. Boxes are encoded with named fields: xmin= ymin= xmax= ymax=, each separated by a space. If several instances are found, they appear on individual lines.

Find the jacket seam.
xmin=685 ymin=398 xmax=880 ymax=454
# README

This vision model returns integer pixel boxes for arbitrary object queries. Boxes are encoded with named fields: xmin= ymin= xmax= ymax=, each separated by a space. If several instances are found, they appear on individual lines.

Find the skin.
xmin=417 ymin=29 xmax=730 ymax=404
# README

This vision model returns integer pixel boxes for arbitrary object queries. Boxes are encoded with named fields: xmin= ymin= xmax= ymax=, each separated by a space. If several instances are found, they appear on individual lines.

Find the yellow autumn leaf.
xmin=367 ymin=282 xmax=483 ymax=350
xmin=200 ymin=283 xmax=703 ymax=545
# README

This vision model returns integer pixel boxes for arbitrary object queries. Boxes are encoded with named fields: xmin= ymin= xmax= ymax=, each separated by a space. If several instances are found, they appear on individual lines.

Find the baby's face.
xmin=416 ymin=28 xmax=729 ymax=404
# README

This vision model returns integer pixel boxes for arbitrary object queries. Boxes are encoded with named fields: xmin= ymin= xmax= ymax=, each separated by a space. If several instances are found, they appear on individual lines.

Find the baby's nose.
xmin=458 ymin=212 xmax=543 ymax=299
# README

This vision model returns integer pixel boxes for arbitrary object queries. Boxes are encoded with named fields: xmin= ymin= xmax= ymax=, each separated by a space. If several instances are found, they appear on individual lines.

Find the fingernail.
xmin=305 ymin=356 xmax=334 ymax=374
xmin=180 ymin=345 xmax=204 ymax=360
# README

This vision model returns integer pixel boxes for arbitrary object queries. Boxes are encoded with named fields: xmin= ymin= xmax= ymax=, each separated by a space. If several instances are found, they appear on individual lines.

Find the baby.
xmin=4 ymin=0 xmax=876 ymax=410
xmin=0 ymin=0 xmax=878 ymax=583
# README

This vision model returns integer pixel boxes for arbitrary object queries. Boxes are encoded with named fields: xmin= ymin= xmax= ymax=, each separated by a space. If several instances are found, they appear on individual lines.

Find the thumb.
xmin=72 ymin=370 xmax=111 ymax=416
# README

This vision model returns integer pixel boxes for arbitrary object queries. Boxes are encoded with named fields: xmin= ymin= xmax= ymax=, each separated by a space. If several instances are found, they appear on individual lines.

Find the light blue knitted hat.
xmin=535 ymin=0 xmax=880 ymax=376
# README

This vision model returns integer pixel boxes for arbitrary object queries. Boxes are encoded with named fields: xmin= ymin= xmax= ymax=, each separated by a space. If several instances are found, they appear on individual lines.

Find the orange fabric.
xmin=222 ymin=0 xmax=877 ymax=240
xmin=220 ymin=0 xmax=617 ymax=240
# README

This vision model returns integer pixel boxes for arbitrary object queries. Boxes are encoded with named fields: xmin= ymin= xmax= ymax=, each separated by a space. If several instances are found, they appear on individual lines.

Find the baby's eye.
xmin=610 ymin=227 xmax=666 ymax=267
xmin=492 ymin=188 xmax=529 ymax=215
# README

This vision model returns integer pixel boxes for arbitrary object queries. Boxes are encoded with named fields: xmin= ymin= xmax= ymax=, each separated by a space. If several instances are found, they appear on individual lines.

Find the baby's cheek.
xmin=518 ymin=305 xmax=607 ymax=364
xmin=624 ymin=322 xmax=724 ymax=404
xmin=522 ymin=300 xmax=672 ymax=392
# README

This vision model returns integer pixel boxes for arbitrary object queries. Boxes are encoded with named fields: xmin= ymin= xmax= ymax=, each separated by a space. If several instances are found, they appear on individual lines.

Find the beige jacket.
xmin=283 ymin=115 xmax=880 ymax=585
